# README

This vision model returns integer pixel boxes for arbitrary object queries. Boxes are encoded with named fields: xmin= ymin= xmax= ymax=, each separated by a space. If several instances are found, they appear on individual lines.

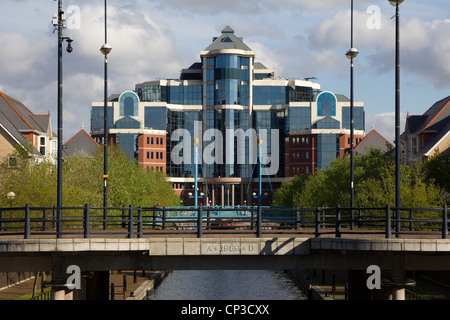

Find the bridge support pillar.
xmin=50 ymin=256 xmax=73 ymax=301
xmin=348 ymin=265 xmax=413 ymax=300
xmin=85 ymin=271 xmax=109 ymax=300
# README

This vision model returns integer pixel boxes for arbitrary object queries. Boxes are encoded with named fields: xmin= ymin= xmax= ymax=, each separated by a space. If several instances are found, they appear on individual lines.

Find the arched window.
xmin=120 ymin=92 xmax=139 ymax=117
xmin=317 ymin=92 xmax=336 ymax=117
xmin=124 ymin=97 xmax=135 ymax=116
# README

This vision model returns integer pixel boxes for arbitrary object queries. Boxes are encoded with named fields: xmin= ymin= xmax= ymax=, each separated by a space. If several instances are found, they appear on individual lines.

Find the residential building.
xmin=354 ymin=129 xmax=394 ymax=156
xmin=0 ymin=91 xmax=57 ymax=164
xmin=63 ymin=129 xmax=101 ymax=157
xmin=91 ymin=26 xmax=365 ymax=205
xmin=401 ymin=95 xmax=450 ymax=164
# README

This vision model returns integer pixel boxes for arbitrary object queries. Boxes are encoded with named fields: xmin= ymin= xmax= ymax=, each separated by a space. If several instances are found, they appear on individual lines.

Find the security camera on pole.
xmin=53 ymin=0 xmax=74 ymax=237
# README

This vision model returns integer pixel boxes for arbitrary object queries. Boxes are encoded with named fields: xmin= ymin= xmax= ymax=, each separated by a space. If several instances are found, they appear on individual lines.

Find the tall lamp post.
xmin=389 ymin=0 xmax=404 ymax=236
xmin=100 ymin=0 xmax=112 ymax=229
xmin=54 ymin=0 xmax=73 ymax=237
xmin=346 ymin=0 xmax=358 ymax=213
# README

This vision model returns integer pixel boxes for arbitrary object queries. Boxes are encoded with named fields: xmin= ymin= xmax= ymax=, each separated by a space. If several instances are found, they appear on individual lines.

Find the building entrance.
xmin=210 ymin=184 xmax=246 ymax=207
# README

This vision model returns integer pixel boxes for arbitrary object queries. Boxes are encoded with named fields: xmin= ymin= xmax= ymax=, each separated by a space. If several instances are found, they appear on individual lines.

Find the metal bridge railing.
xmin=0 ymin=205 xmax=447 ymax=239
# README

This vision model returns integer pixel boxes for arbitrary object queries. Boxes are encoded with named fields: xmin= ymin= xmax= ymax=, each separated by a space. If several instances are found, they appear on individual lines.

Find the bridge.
xmin=0 ymin=205 xmax=449 ymax=300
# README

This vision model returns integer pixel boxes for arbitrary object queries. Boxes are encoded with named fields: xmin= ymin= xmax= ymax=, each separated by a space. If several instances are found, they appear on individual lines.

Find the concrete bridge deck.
xmin=1 ymin=235 xmax=449 ymax=300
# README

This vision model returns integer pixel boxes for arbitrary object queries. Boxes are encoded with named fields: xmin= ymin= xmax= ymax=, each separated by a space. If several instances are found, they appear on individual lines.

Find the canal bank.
xmin=287 ymin=270 xmax=346 ymax=300
xmin=125 ymin=270 xmax=170 ymax=300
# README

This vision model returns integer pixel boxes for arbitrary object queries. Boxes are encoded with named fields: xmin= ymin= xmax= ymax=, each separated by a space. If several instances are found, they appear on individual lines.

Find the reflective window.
xmin=145 ymin=107 xmax=168 ymax=130
xmin=115 ymin=116 xmax=140 ymax=129
xmin=313 ymin=117 xmax=340 ymax=129
xmin=120 ymin=92 xmax=139 ymax=117
xmin=91 ymin=106 xmax=113 ymax=131
xmin=166 ymin=111 xmax=202 ymax=178
xmin=342 ymin=107 xmax=365 ymax=131
xmin=136 ymin=85 xmax=167 ymax=102
xmin=288 ymin=107 xmax=311 ymax=131
xmin=289 ymin=86 xmax=314 ymax=102
xmin=317 ymin=92 xmax=336 ymax=117
xmin=317 ymin=134 xmax=339 ymax=170
xmin=253 ymin=86 xmax=288 ymax=105
xmin=167 ymin=85 xmax=202 ymax=105
xmin=117 ymin=133 xmax=138 ymax=161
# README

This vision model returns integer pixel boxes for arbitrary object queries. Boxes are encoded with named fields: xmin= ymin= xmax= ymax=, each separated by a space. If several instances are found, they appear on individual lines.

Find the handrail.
xmin=0 ymin=204 xmax=447 ymax=239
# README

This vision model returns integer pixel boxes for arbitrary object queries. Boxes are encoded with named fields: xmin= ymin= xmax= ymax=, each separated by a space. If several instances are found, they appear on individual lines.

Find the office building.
xmin=91 ymin=26 xmax=365 ymax=206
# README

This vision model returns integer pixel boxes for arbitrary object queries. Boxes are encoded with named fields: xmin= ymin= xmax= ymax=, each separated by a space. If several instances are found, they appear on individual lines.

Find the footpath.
xmin=0 ymin=270 xmax=168 ymax=300
xmin=289 ymin=269 xmax=450 ymax=300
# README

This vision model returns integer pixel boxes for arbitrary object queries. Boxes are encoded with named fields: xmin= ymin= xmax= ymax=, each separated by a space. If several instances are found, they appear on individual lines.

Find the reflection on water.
xmin=148 ymin=270 xmax=307 ymax=300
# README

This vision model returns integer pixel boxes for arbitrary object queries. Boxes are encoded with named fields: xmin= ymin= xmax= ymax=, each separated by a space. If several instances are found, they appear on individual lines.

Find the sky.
xmin=0 ymin=0 xmax=449 ymax=143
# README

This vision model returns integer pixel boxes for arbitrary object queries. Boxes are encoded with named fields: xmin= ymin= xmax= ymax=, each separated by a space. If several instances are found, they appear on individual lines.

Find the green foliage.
xmin=0 ymin=145 xmax=180 ymax=208
xmin=273 ymin=148 xmax=447 ymax=208
xmin=422 ymin=151 xmax=450 ymax=193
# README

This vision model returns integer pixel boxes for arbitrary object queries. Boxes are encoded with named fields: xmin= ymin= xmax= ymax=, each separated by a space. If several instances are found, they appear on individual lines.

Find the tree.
xmin=0 ymin=144 xmax=180 ymax=208
xmin=422 ymin=151 xmax=450 ymax=194
xmin=272 ymin=148 xmax=446 ymax=208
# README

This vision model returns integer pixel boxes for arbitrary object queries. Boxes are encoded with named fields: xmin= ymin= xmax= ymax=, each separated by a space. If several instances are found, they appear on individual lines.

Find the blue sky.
xmin=0 ymin=0 xmax=449 ymax=142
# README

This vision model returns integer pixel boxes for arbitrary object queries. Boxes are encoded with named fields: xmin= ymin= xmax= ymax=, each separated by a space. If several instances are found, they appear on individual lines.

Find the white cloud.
xmin=365 ymin=112 xmax=407 ymax=144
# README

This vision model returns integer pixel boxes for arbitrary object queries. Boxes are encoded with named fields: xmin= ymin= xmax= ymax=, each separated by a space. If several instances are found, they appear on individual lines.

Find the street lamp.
xmin=389 ymin=0 xmax=404 ymax=236
xmin=101 ymin=0 xmax=111 ymax=229
xmin=345 ymin=0 xmax=359 ymax=215
xmin=6 ymin=192 xmax=15 ymax=207
xmin=54 ymin=0 xmax=73 ymax=238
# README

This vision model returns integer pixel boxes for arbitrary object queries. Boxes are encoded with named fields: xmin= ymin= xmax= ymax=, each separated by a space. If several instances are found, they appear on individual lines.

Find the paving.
xmin=0 ymin=270 xmax=157 ymax=300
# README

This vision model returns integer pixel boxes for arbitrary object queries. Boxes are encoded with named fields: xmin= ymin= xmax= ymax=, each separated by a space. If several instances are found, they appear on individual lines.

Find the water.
xmin=148 ymin=270 xmax=307 ymax=300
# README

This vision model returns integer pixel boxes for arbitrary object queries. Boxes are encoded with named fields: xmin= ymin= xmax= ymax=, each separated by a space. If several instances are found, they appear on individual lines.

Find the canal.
xmin=148 ymin=270 xmax=307 ymax=300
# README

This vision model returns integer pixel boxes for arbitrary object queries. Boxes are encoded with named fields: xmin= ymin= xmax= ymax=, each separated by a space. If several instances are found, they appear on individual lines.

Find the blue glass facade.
xmin=118 ymin=133 xmax=138 ymax=161
xmin=288 ymin=107 xmax=311 ymax=131
xmin=91 ymin=26 xmax=366 ymax=203
xmin=167 ymin=110 xmax=202 ymax=178
xmin=91 ymin=106 xmax=113 ymax=131
xmin=342 ymin=107 xmax=365 ymax=131
xmin=205 ymin=109 xmax=250 ymax=178
xmin=145 ymin=106 xmax=168 ymax=130
xmin=317 ymin=134 xmax=340 ymax=170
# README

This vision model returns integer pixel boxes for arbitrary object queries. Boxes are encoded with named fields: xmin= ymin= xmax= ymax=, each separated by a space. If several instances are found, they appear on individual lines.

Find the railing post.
xmin=138 ymin=207 xmax=143 ymax=238
xmin=207 ymin=208 xmax=211 ymax=230
xmin=443 ymin=205 xmax=448 ymax=240
xmin=128 ymin=205 xmax=134 ymax=239
xmin=336 ymin=205 xmax=341 ymax=238
xmin=52 ymin=206 xmax=56 ymax=230
xmin=386 ymin=204 xmax=391 ymax=239
xmin=56 ymin=206 xmax=62 ymax=239
xmin=121 ymin=207 xmax=126 ymax=229
xmin=197 ymin=206 xmax=203 ymax=238
xmin=257 ymin=205 xmax=262 ymax=238
xmin=25 ymin=204 xmax=30 ymax=239
xmin=0 ymin=209 xmax=4 ymax=232
xmin=315 ymin=208 xmax=321 ymax=238
xmin=110 ymin=283 xmax=115 ymax=301
xmin=350 ymin=206 xmax=354 ymax=231
xmin=409 ymin=209 xmax=414 ymax=232
xmin=84 ymin=204 xmax=90 ymax=238
xmin=358 ymin=207 xmax=362 ymax=228
xmin=295 ymin=207 xmax=300 ymax=230
xmin=42 ymin=208 xmax=47 ymax=231
xmin=395 ymin=206 xmax=401 ymax=238
xmin=162 ymin=207 xmax=166 ymax=230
